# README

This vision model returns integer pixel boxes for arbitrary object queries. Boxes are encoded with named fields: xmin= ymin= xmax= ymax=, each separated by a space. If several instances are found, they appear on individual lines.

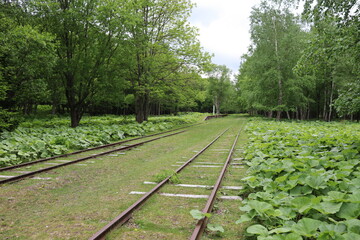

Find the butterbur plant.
xmin=0 ymin=114 xmax=199 ymax=167
xmin=237 ymin=120 xmax=360 ymax=240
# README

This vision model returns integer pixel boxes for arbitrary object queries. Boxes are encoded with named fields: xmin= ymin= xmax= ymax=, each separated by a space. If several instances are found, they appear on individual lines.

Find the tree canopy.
xmin=236 ymin=0 xmax=359 ymax=120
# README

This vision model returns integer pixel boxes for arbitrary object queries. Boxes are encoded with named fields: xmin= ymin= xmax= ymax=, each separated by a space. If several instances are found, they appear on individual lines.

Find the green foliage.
xmin=0 ymin=5 xmax=56 ymax=113
xmin=334 ymin=80 xmax=360 ymax=117
xmin=207 ymin=65 xmax=233 ymax=114
xmin=239 ymin=119 xmax=360 ymax=239
xmin=189 ymin=210 xmax=224 ymax=233
xmin=207 ymin=223 xmax=225 ymax=233
xmin=116 ymin=0 xmax=211 ymax=123
xmin=237 ymin=1 xmax=306 ymax=118
xmin=0 ymin=110 xmax=19 ymax=132
xmin=153 ymin=170 xmax=181 ymax=184
xmin=190 ymin=209 xmax=212 ymax=220
xmin=0 ymin=113 xmax=199 ymax=167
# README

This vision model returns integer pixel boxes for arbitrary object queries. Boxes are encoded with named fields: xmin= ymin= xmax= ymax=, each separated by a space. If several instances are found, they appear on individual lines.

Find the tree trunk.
xmin=135 ymin=93 xmax=150 ymax=123
xmin=272 ymin=16 xmax=282 ymax=121
xmin=52 ymin=103 xmax=58 ymax=115
xmin=268 ymin=111 xmax=273 ymax=118
xmin=323 ymin=85 xmax=328 ymax=121
xmin=328 ymin=79 xmax=335 ymax=122
xmin=214 ymin=96 xmax=220 ymax=114
xmin=286 ymin=111 xmax=290 ymax=120
xmin=70 ymin=106 xmax=82 ymax=128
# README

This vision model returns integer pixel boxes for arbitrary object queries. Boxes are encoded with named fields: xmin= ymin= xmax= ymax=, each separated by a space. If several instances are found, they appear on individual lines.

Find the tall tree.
xmin=30 ymin=0 xmax=128 ymax=127
xmin=119 ymin=0 xmax=210 ymax=123
xmin=207 ymin=65 xmax=231 ymax=115
xmin=299 ymin=0 xmax=360 ymax=120
xmin=237 ymin=1 xmax=305 ymax=119
xmin=0 ymin=2 xmax=56 ymax=114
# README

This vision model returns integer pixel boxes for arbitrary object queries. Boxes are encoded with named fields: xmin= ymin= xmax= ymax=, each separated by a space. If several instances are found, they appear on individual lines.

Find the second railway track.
xmin=0 ymin=124 xmax=201 ymax=185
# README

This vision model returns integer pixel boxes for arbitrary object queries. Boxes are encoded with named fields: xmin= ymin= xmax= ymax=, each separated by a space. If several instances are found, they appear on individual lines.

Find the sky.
xmin=189 ymin=0 xmax=262 ymax=76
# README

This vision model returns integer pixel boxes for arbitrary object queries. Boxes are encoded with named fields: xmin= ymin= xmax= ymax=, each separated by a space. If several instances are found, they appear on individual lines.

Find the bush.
xmin=0 ymin=109 xmax=20 ymax=132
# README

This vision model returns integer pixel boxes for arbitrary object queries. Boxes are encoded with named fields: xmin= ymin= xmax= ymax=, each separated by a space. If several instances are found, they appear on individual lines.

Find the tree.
xmin=30 ymin=0 xmax=129 ymax=127
xmin=0 ymin=2 xmax=56 ymax=115
xmin=295 ymin=0 xmax=359 ymax=120
xmin=118 ymin=0 xmax=210 ymax=123
xmin=334 ymin=80 xmax=360 ymax=120
xmin=207 ymin=65 xmax=232 ymax=115
xmin=237 ymin=1 xmax=305 ymax=119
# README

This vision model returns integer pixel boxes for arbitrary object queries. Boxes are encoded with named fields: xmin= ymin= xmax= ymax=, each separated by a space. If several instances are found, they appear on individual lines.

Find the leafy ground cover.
xmin=238 ymin=119 xmax=360 ymax=240
xmin=0 ymin=113 xmax=204 ymax=167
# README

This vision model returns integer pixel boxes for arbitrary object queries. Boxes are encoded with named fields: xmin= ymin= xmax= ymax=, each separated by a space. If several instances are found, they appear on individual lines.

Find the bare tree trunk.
xmin=272 ymin=16 xmax=282 ymax=121
xmin=286 ymin=111 xmax=290 ymax=120
xmin=268 ymin=111 xmax=273 ymax=118
xmin=214 ymin=96 xmax=220 ymax=114
xmin=328 ymin=79 xmax=335 ymax=122
xmin=296 ymin=108 xmax=299 ymax=120
xmin=323 ymin=85 xmax=328 ymax=121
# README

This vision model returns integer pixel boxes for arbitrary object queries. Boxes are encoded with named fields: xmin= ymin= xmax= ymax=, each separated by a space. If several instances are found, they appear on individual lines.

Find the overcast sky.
xmin=189 ymin=0 xmax=262 ymax=76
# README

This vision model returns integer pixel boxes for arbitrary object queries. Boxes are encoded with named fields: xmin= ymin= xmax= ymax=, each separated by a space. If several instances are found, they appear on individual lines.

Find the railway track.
xmin=89 ymin=127 xmax=242 ymax=240
xmin=0 ymin=124 xmax=200 ymax=185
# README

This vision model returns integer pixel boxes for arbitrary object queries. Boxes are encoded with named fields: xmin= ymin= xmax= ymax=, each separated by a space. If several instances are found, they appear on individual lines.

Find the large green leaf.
xmin=207 ymin=224 xmax=224 ymax=233
xmin=291 ymin=218 xmax=322 ymax=237
xmin=343 ymin=219 xmax=360 ymax=234
xmin=190 ymin=209 xmax=211 ymax=220
xmin=284 ymin=233 xmax=302 ymax=240
xmin=336 ymin=203 xmax=360 ymax=220
xmin=304 ymin=175 xmax=327 ymax=189
xmin=236 ymin=214 xmax=252 ymax=224
xmin=314 ymin=201 xmax=343 ymax=214
xmin=247 ymin=224 xmax=269 ymax=236
xmin=248 ymin=200 xmax=274 ymax=215
xmin=323 ymin=191 xmax=347 ymax=202
xmin=342 ymin=233 xmax=360 ymax=240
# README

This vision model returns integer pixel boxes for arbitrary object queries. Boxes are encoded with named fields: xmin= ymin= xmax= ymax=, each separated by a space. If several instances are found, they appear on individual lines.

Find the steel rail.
xmin=0 ymin=123 xmax=201 ymax=172
xmin=190 ymin=130 xmax=241 ymax=240
xmin=88 ymin=128 xmax=229 ymax=240
xmin=0 ymin=130 xmax=186 ymax=185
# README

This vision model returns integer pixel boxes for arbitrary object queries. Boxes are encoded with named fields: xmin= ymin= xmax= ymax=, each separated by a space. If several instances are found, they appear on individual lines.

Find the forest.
xmin=0 ymin=0 xmax=359 ymax=130
xmin=0 ymin=1 xmax=359 ymax=239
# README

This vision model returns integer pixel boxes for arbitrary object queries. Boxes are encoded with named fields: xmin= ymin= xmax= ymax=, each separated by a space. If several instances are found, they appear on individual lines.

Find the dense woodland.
xmin=0 ymin=0 xmax=359 ymax=129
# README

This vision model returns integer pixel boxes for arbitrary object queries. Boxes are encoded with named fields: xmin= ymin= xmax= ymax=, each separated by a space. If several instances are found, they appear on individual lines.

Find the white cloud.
xmin=189 ymin=0 xmax=262 ymax=74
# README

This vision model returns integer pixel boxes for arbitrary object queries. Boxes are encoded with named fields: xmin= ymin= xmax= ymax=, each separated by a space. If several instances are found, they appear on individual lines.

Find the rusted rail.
xmin=0 ymin=130 xmax=186 ymax=185
xmin=0 ymin=123 xmax=201 ymax=173
xmin=88 ymin=128 xmax=229 ymax=240
xmin=190 ymin=130 xmax=240 ymax=240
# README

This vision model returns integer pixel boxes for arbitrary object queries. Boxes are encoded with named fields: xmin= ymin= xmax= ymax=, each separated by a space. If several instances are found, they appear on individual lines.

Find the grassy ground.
xmin=0 ymin=115 xmax=248 ymax=239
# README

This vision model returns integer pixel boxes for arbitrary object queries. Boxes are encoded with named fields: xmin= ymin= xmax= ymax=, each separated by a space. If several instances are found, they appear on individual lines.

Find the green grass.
xmin=0 ymin=115 xmax=249 ymax=239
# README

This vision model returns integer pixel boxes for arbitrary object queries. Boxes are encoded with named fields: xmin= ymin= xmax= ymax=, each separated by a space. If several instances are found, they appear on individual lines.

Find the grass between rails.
xmin=108 ymin=116 xmax=248 ymax=239
xmin=0 ymin=113 xmax=206 ymax=167
xmin=0 ymin=115 xmax=248 ymax=239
